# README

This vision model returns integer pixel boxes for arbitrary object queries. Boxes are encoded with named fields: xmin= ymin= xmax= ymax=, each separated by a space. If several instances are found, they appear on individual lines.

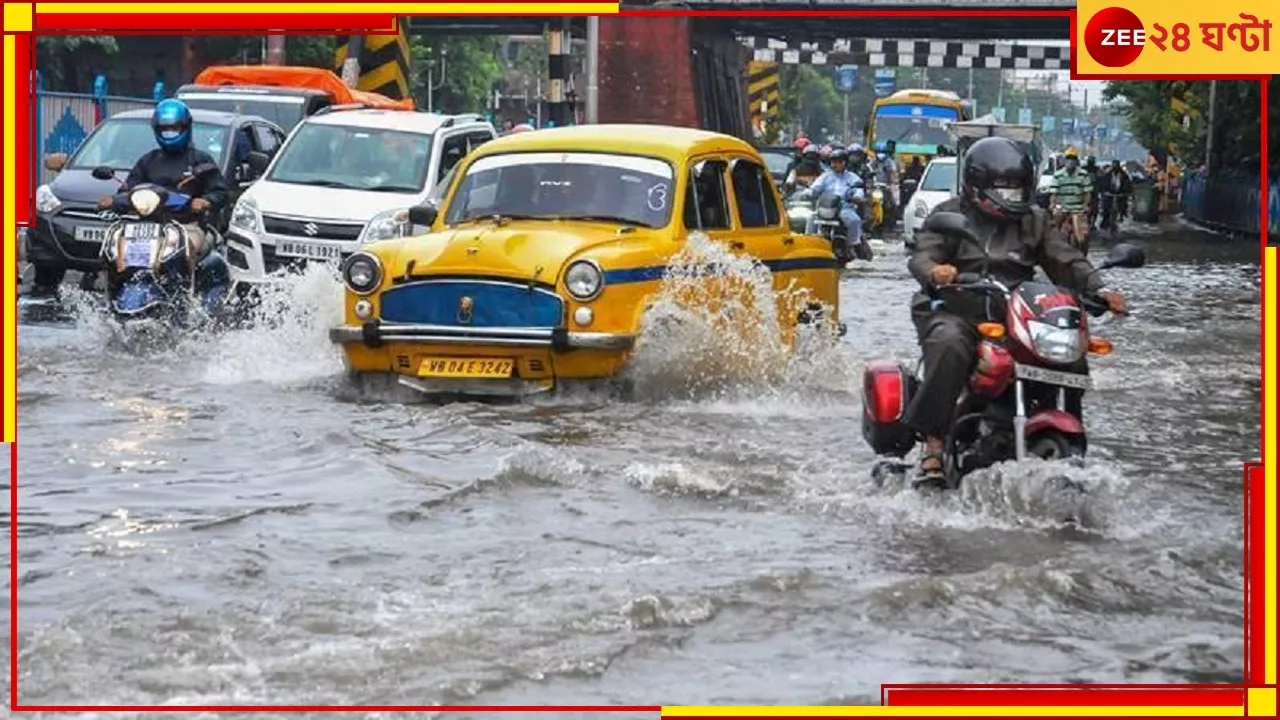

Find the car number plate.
xmin=123 ymin=239 xmax=153 ymax=268
xmin=1015 ymin=363 xmax=1091 ymax=390
xmin=124 ymin=222 xmax=161 ymax=240
xmin=74 ymin=226 xmax=108 ymax=243
xmin=276 ymin=240 xmax=343 ymax=261
xmin=418 ymin=357 xmax=515 ymax=379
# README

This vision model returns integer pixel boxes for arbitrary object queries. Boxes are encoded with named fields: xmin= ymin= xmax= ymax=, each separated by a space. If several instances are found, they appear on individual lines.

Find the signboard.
xmin=835 ymin=65 xmax=858 ymax=93
xmin=992 ymin=106 xmax=1006 ymax=123
xmin=1061 ymin=117 xmax=1075 ymax=133
xmin=1018 ymin=107 xmax=1032 ymax=125
xmin=874 ymin=68 xmax=896 ymax=98
xmin=1041 ymin=115 xmax=1056 ymax=133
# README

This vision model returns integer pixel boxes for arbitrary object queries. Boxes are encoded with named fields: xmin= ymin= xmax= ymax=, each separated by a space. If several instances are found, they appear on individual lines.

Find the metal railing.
xmin=33 ymin=72 xmax=158 ymax=187
xmin=1180 ymin=170 xmax=1280 ymax=241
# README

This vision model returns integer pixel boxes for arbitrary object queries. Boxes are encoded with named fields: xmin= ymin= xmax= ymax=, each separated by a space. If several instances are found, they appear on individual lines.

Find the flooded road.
xmin=6 ymin=221 xmax=1259 ymax=712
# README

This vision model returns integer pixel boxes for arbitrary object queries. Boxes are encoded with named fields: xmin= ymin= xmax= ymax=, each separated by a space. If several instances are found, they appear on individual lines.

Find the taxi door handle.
xmin=729 ymin=241 xmax=745 ymax=250
xmin=783 ymin=236 xmax=795 ymax=245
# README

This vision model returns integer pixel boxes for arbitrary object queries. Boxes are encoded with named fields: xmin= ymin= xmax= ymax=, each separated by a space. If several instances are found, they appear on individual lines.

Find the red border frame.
xmin=5 ymin=5 xmax=1270 ymax=713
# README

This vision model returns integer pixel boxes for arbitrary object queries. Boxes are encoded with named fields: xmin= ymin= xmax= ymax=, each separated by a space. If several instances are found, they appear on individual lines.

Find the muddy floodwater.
xmin=6 ymin=221 xmax=1259 ymax=716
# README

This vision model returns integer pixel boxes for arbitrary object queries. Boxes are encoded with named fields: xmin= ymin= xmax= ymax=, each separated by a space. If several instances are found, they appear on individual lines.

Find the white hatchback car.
xmin=903 ymin=156 xmax=958 ymax=246
xmin=225 ymin=108 xmax=497 ymax=286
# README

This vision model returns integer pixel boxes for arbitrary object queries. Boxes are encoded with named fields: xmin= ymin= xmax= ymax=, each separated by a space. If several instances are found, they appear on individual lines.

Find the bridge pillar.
xmin=597 ymin=16 xmax=700 ymax=128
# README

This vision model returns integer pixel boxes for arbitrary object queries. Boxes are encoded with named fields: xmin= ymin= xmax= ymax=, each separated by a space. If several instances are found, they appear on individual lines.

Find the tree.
xmin=1103 ymin=79 xmax=1275 ymax=171
xmin=35 ymin=36 xmax=119 ymax=91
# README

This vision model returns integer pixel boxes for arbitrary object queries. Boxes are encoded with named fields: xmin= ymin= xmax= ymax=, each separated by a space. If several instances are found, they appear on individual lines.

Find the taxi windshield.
xmin=444 ymin=151 xmax=676 ymax=228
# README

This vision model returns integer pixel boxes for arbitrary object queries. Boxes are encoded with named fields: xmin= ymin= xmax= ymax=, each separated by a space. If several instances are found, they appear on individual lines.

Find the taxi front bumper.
xmin=328 ymin=322 xmax=637 ymax=351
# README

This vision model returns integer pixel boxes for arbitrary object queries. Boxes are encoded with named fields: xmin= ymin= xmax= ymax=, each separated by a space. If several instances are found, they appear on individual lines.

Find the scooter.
xmin=813 ymin=190 xmax=874 ymax=265
xmin=861 ymin=211 xmax=1146 ymax=491
xmin=866 ymin=181 xmax=889 ymax=237
xmin=95 ymin=165 xmax=233 ymax=329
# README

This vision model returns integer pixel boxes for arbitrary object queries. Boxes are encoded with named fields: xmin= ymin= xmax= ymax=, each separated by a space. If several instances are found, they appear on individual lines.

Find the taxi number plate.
xmin=418 ymin=357 xmax=515 ymax=379
xmin=1015 ymin=363 xmax=1091 ymax=390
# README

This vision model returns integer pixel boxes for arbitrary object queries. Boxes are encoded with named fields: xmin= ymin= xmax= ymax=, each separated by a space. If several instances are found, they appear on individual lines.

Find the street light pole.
xmin=586 ymin=16 xmax=599 ymax=124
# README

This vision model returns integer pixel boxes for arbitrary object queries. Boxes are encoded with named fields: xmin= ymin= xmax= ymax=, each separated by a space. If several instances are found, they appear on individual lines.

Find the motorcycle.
xmin=861 ymin=211 xmax=1146 ymax=491
xmin=785 ymin=189 xmax=814 ymax=235
xmin=866 ymin=181 xmax=895 ymax=237
xmin=813 ymin=190 xmax=873 ymax=265
xmin=900 ymin=177 xmax=919 ymax=209
xmin=94 ymin=165 xmax=233 ymax=329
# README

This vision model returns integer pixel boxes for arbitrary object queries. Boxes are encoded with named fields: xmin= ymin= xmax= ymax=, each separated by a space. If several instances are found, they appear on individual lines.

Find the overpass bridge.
xmin=396 ymin=8 xmax=1072 ymax=137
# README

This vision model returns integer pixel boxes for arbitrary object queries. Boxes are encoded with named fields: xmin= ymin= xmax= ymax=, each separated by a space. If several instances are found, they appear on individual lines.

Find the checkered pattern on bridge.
xmin=739 ymin=37 xmax=1070 ymax=69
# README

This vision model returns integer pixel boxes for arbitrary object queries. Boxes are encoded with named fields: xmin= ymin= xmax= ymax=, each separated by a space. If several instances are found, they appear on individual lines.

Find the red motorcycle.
xmin=862 ymin=211 xmax=1146 ymax=490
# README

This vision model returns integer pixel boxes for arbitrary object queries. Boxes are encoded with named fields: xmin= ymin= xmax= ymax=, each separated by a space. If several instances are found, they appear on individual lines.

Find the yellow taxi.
xmin=328 ymin=124 xmax=841 ymax=397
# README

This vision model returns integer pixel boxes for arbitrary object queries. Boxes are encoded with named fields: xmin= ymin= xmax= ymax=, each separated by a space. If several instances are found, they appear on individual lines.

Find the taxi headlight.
xmin=342 ymin=252 xmax=382 ymax=295
xmin=1027 ymin=320 xmax=1084 ymax=364
xmin=564 ymin=260 xmax=604 ymax=301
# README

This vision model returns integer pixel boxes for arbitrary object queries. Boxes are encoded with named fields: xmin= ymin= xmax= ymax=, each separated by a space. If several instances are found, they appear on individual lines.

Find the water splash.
xmin=622 ymin=232 xmax=851 ymax=401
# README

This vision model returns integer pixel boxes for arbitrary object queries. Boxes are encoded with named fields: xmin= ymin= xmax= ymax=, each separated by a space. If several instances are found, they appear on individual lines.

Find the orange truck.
xmin=176 ymin=65 xmax=414 ymax=132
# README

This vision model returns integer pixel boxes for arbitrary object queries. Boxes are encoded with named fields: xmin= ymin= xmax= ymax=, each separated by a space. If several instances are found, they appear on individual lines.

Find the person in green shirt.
xmin=1049 ymin=147 xmax=1093 ymax=250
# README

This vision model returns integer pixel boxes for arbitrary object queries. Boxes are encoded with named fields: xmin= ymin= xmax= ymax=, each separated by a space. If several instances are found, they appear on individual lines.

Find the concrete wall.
xmin=597 ymin=16 xmax=699 ymax=128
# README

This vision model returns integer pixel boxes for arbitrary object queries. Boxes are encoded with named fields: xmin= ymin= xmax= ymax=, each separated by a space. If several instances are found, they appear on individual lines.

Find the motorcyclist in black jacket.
xmin=97 ymin=99 xmax=231 ymax=262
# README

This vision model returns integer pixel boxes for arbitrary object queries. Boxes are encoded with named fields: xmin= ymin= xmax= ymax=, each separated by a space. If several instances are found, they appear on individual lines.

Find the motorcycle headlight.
xmin=1027 ymin=320 xmax=1084 ymax=364
xmin=913 ymin=200 xmax=929 ymax=218
xmin=872 ymin=189 xmax=884 ymax=201
xmin=130 ymin=188 xmax=162 ymax=217
xmin=230 ymin=197 xmax=262 ymax=234
xmin=35 ymin=184 xmax=61 ymax=214
xmin=358 ymin=208 xmax=412 ymax=244
xmin=342 ymin=252 xmax=383 ymax=295
xmin=816 ymin=205 xmax=838 ymax=220
xmin=564 ymin=260 xmax=604 ymax=301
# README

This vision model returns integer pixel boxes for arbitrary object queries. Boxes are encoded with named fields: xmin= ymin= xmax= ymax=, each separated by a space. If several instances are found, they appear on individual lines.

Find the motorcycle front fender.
xmin=112 ymin=276 xmax=171 ymax=316
xmin=1025 ymin=409 xmax=1085 ymax=438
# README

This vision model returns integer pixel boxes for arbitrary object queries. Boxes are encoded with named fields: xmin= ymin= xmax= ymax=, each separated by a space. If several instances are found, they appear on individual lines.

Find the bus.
xmin=866 ymin=89 xmax=972 ymax=169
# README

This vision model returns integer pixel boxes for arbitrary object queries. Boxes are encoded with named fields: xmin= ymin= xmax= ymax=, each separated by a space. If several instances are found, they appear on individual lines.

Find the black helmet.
xmin=829 ymin=147 xmax=850 ymax=163
xmin=961 ymin=136 xmax=1035 ymax=221
xmin=801 ymin=144 xmax=820 ymax=158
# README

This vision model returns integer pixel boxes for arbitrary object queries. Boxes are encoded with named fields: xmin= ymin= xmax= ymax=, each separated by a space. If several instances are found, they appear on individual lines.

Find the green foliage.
xmin=1103 ymin=79 xmax=1275 ymax=170
xmin=35 ymin=36 xmax=119 ymax=89
xmin=411 ymin=37 xmax=505 ymax=113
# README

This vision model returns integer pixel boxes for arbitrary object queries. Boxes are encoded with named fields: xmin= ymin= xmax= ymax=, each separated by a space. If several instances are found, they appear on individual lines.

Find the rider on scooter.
xmin=96 ymin=99 xmax=231 ymax=263
xmin=800 ymin=147 xmax=866 ymax=251
xmin=904 ymin=136 xmax=1127 ymax=483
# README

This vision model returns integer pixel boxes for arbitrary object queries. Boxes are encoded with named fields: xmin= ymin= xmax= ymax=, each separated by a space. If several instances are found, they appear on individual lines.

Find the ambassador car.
xmin=328 ymin=124 xmax=842 ymax=397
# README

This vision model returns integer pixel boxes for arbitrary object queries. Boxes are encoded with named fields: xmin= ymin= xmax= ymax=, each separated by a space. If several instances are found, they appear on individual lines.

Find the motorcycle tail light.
xmin=977 ymin=322 xmax=1006 ymax=339
xmin=1088 ymin=337 xmax=1113 ymax=355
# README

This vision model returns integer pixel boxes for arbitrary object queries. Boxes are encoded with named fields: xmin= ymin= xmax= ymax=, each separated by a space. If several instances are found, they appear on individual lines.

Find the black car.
xmin=26 ymin=108 xmax=285 ymax=290
xmin=756 ymin=145 xmax=796 ymax=187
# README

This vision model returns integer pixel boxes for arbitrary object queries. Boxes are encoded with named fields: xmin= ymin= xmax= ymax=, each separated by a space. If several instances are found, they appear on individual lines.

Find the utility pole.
xmin=1205 ymin=79 xmax=1218 ymax=173
xmin=585 ymin=16 xmax=599 ymax=124
xmin=265 ymin=35 xmax=286 ymax=66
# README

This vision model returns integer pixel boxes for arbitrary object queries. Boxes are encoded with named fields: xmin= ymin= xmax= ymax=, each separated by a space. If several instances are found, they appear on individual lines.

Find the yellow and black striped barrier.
xmin=335 ymin=21 xmax=412 ymax=100
xmin=747 ymin=60 xmax=781 ymax=135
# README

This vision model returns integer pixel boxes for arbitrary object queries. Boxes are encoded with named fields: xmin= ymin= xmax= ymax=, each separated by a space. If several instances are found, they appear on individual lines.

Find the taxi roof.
xmin=474 ymin=124 xmax=759 ymax=162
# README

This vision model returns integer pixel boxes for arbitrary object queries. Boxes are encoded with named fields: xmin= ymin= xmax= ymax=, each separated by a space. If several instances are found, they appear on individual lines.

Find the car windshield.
xmin=920 ymin=162 xmax=957 ymax=192
xmin=761 ymin=151 xmax=791 ymax=176
xmin=443 ymin=151 xmax=676 ymax=228
xmin=69 ymin=118 xmax=228 ymax=170
xmin=267 ymin=122 xmax=433 ymax=193
xmin=178 ymin=93 xmax=308 ymax=131
xmin=873 ymin=105 xmax=959 ymax=155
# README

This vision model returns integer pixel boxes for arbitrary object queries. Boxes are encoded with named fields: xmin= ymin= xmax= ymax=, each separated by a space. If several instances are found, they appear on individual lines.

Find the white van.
xmin=224 ymin=108 xmax=496 ymax=286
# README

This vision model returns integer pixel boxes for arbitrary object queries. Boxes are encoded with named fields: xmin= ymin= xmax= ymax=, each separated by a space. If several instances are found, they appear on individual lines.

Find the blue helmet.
xmin=152 ymin=99 xmax=192 ymax=153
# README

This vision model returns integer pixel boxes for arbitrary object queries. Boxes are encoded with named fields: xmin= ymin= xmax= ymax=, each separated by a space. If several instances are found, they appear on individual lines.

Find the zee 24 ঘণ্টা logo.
xmin=1083 ymin=7 xmax=1272 ymax=67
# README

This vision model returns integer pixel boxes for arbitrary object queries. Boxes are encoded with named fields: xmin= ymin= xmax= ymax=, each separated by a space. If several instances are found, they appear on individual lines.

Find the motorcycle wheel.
xmin=1026 ymin=432 xmax=1085 ymax=461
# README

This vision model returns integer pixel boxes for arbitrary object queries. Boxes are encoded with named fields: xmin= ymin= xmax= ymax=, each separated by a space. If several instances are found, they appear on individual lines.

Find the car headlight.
xmin=1027 ymin=320 xmax=1084 ymax=364
xmin=564 ymin=260 xmax=604 ymax=301
xmin=913 ymin=200 xmax=929 ymax=218
xmin=342 ymin=252 xmax=382 ymax=295
xmin=35 ymin=184 xmax=61 ymax=215
xmin=358 ymin=208 xmax=412 ymax=244
xmin=230 ymin=197 xmax=262 ymax=233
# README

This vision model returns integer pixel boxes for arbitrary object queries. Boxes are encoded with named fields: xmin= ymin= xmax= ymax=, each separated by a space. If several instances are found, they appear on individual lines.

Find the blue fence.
xmin=33 ymin=72 xmax=159 ymax=187
xmin=1180 ymin=170 xmax=1280 ymax=241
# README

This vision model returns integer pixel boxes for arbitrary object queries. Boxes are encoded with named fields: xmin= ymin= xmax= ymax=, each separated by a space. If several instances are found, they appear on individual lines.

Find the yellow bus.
xmin=866 ymin=89 xmax=973 ymax=168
